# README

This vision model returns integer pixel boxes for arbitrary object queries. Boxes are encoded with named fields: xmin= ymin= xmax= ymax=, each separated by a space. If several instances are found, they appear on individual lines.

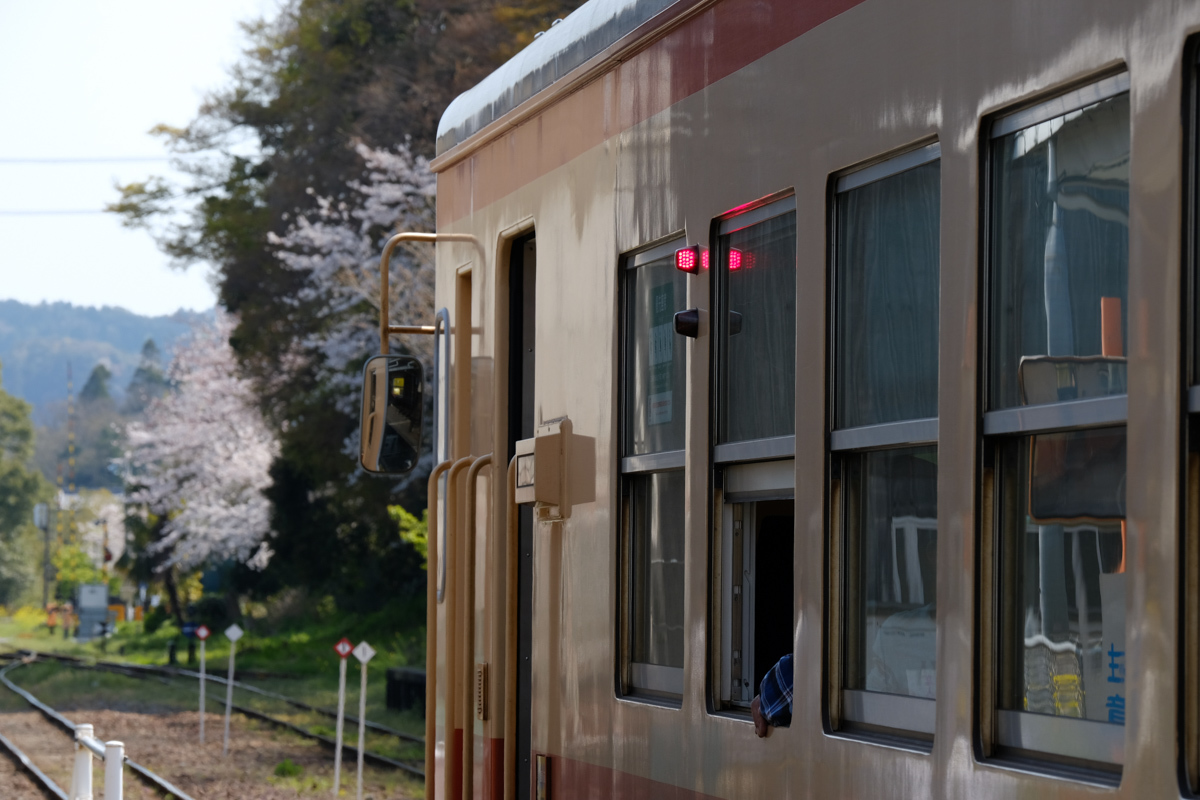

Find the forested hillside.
xmin=109 ymin=0 xmax=588 ymax=613
xmin=0 ymin=300 xmax=202 ymax=420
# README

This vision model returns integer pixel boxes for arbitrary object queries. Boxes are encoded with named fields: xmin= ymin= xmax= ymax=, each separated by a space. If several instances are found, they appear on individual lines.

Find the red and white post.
xmin=196 ymin=624 xmax=211 ymax=744
xmin=332 ymin=636 xmax=353 ymax=797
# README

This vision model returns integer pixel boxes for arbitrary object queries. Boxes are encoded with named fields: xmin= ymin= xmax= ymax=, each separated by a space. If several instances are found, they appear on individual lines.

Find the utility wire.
xmin=0 ymin=210 xmax=108 ymax=216
xmin=0 ymin=157 xmax=171 ymax=164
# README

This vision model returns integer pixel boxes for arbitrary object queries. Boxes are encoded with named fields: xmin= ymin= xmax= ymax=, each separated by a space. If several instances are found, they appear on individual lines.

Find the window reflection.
xmin=989 ymin=93 xmax=1130 ymax=410
xmin=836 ymin=161 xmax=940 ymax=428
xmin=997 ymin=428 xmax=1127 ymax=724
xmin=629 ymin=471 xmax=686 ymax=669
xmin=843 ymin=447 xmax=938 ymax=698
xmin=625 ymin=256 xmax=688 ymax=456
xmin=718 ymin=211 xmax=797 ymax=443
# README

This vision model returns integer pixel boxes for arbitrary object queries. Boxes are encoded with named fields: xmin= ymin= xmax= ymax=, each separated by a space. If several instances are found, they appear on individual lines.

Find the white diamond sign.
xmin=352 ymin=641 xmax=376 ymax=664
xmin=224 ymin=623 xmax=244 ymax=643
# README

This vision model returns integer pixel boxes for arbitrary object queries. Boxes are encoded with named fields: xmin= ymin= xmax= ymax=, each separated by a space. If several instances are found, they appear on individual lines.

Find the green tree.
xmin=123 ymin=339 xmax=170 ymax=415
xmin=51 ymin=544 xmax=108 ymax=602
xmin=0 ymin=361 xmax=52 ymax=606
xmin=79 ymin=363 xmax=113 ymax=403
xmin=389 ymin=505 xmax=428 ymax=569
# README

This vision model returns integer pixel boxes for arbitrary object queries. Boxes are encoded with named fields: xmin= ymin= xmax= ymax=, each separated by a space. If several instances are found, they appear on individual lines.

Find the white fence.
xmin=69 ymin=723 xmax=123 ymax=800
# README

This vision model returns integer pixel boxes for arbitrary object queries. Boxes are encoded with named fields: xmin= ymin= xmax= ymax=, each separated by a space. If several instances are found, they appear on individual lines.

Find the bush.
xmin=143 ymin=606 xmax=169 ymax=634
xmin=12 ymin=606 xmax=44 ymax=626
xmin=274 ymin=759 xmax=303 ymax=778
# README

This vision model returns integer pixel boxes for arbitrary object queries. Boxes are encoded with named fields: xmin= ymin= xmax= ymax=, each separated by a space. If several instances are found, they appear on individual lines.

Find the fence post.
xmin=70 ymin=723 xmax=93 ymax=800
xmin=104 ymin=741 xmax=124 ymax=800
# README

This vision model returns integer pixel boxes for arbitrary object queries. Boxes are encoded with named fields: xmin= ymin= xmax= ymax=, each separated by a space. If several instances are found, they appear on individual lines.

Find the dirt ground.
xmin=0 ymin=707 xmax=422 ymax=799
xmin=0 ymin=725 xmax=46 ymax=800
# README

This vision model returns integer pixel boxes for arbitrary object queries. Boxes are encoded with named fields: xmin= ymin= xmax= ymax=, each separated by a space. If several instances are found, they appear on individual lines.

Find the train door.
xmin=506 ymin=232 xmax=536 ymax=800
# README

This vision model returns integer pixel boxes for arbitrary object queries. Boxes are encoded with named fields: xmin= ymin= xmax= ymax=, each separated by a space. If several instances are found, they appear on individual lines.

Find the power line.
xmin=0 ymin=210 xmax=108 ymax=216
xmin=0 ymin=157 xmax=172 ymax=164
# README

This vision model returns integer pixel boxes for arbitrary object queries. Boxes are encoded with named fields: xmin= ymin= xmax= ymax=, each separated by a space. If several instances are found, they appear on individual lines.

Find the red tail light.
xmin=675 ymin=246 xmax=700 ymax=274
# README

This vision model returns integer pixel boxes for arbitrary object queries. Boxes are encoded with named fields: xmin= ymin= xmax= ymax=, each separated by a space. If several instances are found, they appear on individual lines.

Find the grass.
xmin=0 ymin=597 xmax=428 ymax=747
xmin=0 ymin=660 xmax=197 ymax=714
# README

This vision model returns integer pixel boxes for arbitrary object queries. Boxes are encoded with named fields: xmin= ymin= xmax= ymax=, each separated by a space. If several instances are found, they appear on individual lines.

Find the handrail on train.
xmin=503 ymin=456 xmax=519 ymax=800
xmin=425 ymin=458 xmax=454 ymax=793
xmin=462 ymin=454 xmax=492 ymax=800
xmin=377 ymin=232 xmax=438 ymax=354
xmin=442 ymin=455 xmax=475 ymax=799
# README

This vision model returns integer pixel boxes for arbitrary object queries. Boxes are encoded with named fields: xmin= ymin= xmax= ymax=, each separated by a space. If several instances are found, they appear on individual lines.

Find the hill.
xmin=0 ymin=300 xmax=208 ymax=421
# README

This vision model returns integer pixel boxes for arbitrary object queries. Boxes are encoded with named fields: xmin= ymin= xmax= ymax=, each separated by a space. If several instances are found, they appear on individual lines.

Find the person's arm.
xmin=751 ymin=654 xmax=793 ymax=738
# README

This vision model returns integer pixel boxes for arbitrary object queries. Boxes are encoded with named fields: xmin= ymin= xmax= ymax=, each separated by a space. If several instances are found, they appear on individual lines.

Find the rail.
xmin=7 ymin=648 xmax=423 ymax=744
xmin=0 ymin=653 xmax=424 ymax=780
xmin=0 ymin=660 xmax=195 ymax=800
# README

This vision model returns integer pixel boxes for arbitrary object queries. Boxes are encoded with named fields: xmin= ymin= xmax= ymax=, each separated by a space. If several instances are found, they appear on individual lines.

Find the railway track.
xmin=0 ymin=650 xmax=425 ymax=782
xmin=0 ymin=659 xmax=194 ymax=799
xmin=8 ymin=649 xmax=424 ymax=744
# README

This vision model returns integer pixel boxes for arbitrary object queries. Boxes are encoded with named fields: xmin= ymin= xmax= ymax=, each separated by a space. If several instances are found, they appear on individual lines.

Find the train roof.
xmin=435 ymin=0 xmax=679 ymax=158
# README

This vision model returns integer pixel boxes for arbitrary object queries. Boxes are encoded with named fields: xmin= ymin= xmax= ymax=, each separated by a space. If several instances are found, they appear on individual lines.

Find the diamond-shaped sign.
xmin=224 ymin=623 xmax=244 ymax=643
xmin=196 ymin=625 xmax=211 ymax=641
xmin=334 ymin=637 xmax=353 ymax=659
xmin=352 ymin=641 xmax=376 ymax=664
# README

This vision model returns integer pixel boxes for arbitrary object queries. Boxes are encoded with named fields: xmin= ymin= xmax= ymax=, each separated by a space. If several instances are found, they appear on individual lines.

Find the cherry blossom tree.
xmin=122 ymin=312 xmax=279 ymax=579
xmin=268 ymin=140 xmax=437 ymax=417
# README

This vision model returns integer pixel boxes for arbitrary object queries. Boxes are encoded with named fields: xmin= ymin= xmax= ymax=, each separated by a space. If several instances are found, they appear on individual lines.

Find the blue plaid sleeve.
xmin=758 ymin=654 xmax=793 ymax=727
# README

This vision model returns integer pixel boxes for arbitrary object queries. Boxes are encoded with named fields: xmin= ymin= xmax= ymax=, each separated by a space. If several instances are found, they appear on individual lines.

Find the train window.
xmin=620 ymin=240 xmax=688 ymax=699
xmin=712 ymin=198 xmax=796 ymax=715
xmin=984 ymin=74 xmax=1129 ymax=770
xmin=715 ymin=204 xmax=797 ymax=448
xmin=830 ymin=145 xmax=940 ymax=739
xmin=717 ymin=460 xmax=794 ymax=709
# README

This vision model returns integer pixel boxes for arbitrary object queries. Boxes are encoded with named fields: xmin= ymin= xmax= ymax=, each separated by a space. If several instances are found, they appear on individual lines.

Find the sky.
xmin=0 ymin=0 xmax=277 ymax=317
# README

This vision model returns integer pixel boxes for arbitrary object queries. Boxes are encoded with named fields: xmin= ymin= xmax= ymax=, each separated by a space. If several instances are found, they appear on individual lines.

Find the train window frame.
xmin=980 ymin=73 xmax=1131 ymax=773
xmin=618 ymin=237 xmax=689 ymax=702
xmin=715 ymin=460 xmax=795 ymax=709
xmin=1185 ymin=39 xmax=1200 ymax=795
xmin=827 ymin=143 xmax=941 ymax=741
xmin=709 ymin=196 xmax=797 ymax=717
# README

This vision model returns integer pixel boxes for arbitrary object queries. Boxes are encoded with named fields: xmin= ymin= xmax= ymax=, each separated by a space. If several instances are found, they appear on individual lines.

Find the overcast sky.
xmin=0 ymin=0 xmax=277 ymax=317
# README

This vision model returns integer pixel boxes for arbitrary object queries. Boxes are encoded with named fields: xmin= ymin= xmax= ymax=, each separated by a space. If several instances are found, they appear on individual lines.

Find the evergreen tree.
xmin=79 ymin=363 xmax=113 ymax=404
xmin=123 ymin=339 xmax=170 ymax=415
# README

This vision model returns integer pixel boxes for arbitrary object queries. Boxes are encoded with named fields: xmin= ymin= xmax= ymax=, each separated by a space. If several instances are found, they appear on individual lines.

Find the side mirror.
xmin=359 ymin=355 xmax=424 ymax=475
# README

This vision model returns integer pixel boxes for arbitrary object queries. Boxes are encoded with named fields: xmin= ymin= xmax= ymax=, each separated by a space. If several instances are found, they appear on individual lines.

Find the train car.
xmin=387 ymin=0 xmax=1200 ymax=796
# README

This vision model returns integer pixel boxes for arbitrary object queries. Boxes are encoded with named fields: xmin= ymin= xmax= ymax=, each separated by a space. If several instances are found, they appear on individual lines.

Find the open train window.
xmin=619 ymin=238 xmax=688 ymax=700
xmin=982 ymin=73 xmax=1129 ymax=773
xmin=829 ymin=144 xmax=940 ymax=741
xmin=711 ymin=198 xmax=796 ymax=713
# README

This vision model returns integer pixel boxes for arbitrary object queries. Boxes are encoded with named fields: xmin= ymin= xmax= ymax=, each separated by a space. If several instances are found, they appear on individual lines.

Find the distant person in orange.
xmin=46 ymin=603 xmax=58 ymax=635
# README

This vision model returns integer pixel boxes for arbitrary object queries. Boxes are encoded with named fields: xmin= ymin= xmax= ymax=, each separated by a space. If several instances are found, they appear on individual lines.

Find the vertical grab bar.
xmin=433 ymin=307 xmax=451 ymax=462
xmin=462 ymin=454 xmax=492 ymax=800
xmin=442 ymin=456 xmax=474 ymax=800
xmin=434 ymin=307 xmax=453 ymax=603
xmin=425 ymin=458 xmax=454 ymax=794
xmin=503 ymin=456 xmax=519 ymax=800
